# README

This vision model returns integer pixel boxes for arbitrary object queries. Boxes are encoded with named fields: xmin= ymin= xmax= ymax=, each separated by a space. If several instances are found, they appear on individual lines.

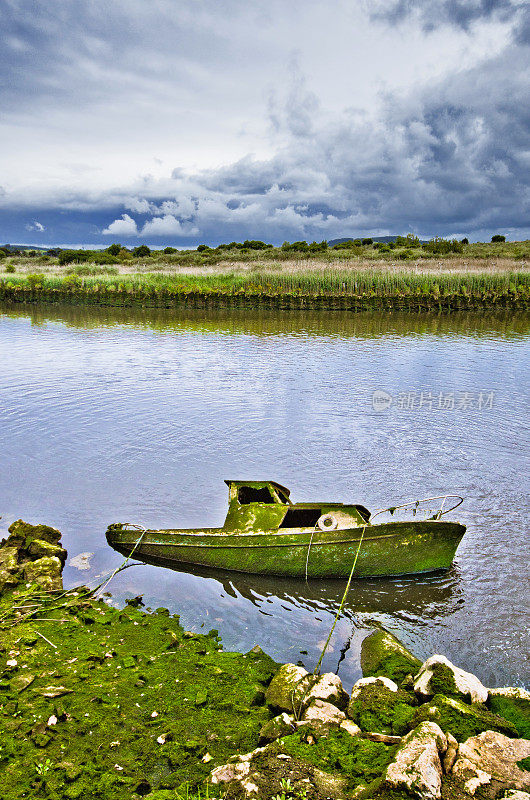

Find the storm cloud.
xmin=0 ymin=0 xmax=528 ymax=245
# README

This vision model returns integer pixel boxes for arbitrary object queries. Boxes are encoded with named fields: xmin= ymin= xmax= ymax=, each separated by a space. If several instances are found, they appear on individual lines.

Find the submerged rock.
xmin=413 ymin=654 xmax=489 ymax=704
xmin=411 ymin=693 xmax=519 ymax=741
xmin=361 ymin=628 xmax=422 ymax=683
xmin=451 ymin=731 xmax=530 ymax=794
xmin=384 ymin=721 xmax=447 ymax=800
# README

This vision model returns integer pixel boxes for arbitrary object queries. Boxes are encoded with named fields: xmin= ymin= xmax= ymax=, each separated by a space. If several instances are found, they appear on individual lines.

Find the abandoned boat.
xmin=105 ymin=481 xmax=465 ymax=579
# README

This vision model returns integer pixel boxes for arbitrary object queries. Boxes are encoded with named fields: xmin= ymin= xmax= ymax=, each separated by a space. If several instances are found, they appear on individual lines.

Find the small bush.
xmin=362 ymin=238 xmax=373 ymax=245
xmin=5 ymin=263 xmax=15 ymax=273
xmin=491 ymin=234 xmax=506 ymax=242
xmin=132 ymin=245 xmax=151 ymax=257
xmin=461 ymin=238 xmax=469 ymax=244
xmin=26 ymin=273 xmax=45 ymax=287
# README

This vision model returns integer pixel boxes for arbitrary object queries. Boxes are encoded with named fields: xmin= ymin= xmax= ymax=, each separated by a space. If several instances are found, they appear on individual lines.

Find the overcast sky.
xmin=1 ymin=0 xmax=528 ymax=247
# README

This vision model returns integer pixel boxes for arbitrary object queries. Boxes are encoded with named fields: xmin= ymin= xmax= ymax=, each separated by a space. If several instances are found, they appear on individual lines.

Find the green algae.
xmin=517 ymin=756 xmax=530 ymax=771
xmin=347 ymin=684 xmax=417 ymax=735
xmin=488 ymin=694 xmax=530 ymax=739
xmin=276 ymin=729 xmax=397 ymax=790
xmin=0 ymin=592 xmax=278 ymax=799
xmin=410 ymin=694 xmax=518 ymax=742
xmin=419 ymin=662 xmax=461 ymax=699
xmin=360 ymin=630 xmax=421 ymax=684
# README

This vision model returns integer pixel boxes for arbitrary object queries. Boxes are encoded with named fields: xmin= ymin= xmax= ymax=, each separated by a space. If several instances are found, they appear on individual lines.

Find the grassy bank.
xmin=0 ymin=267 xmax=528 ymax=310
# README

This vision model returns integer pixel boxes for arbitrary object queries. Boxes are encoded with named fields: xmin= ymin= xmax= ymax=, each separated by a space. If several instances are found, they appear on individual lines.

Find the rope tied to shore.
xmin=313 ymin=523 xmax=367 ymax=676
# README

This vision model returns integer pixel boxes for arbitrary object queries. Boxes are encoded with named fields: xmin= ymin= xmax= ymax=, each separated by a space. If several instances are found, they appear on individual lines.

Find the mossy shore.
xmin=0 ymin=268 xmax=528 ymax=311
xmin=2 ymin=522 xmax=529 ymax=800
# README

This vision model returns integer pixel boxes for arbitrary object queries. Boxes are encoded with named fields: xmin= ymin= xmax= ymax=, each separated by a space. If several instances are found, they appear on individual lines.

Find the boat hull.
xmin=106 ymin=520 xmax=465 ymax=578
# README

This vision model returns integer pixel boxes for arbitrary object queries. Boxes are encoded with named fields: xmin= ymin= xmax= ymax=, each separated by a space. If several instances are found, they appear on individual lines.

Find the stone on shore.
xmin=348 ymin=677 xmax=416 ymax=736
xmin=265 ymin=663 xmax=311 ymax=713
xmin=23 ymin=556 xmax=63 ymax=591
xmin=301 ymin=698 xmax=346 ymax=727
xmin=413 ymin=654 xmax=489 ymax=704
xmin=258 ymin=712 xmax=296 ymax=743
xmin=451 ymin=731 xmax=530 ymax=793
xmin=384 ymin=721 xmax=447 ymax=799
xmin=488 ymin=687 xmax=530 ymax=739
xmin=411 ymin=693 xmax=519 ymax=741
xmin=361 ymin=628 xmax=422 ymax=683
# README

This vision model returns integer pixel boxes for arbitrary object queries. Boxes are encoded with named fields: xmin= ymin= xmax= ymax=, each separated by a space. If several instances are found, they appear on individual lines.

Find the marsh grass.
xmin=1 ymin=267 xmax=528 ymax=301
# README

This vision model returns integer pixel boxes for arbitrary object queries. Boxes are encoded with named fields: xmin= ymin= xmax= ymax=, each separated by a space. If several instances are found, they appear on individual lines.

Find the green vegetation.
xmin=410 ymin=694 xmax=518 ymax=742
xmin=0 ymin=586 xmax=277 ymax=799
xmin=360 ymin=629 xmax=422 ymax=684
xmin=347 ymin=684 xmax=416 ymax=736
xmin=488 ymin=693 xmax=530 ymax=739
xmin=0 ymin=268 xmax=527 ymax=310
xmin=277 ymin=729 xmax=397 ymax=790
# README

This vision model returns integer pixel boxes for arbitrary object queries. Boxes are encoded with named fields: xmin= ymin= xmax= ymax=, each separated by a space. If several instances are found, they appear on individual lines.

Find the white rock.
xmin=489 ymin=687 xmax=530 ymax=701
xmin=211 ymin=761 xmax=250 ymax=783
xmin=504 ymin=791 xmax=530 ymax=800
xmin=303 ymin=672 xmax=348 ymax=709
xmin=302 ymin=699 xmax=346 ymax=726
xmin=413 ymin=655 xmax=489 ymax=703
xmin=340 ymin=719 xmax=362 ymax=737
xmin=385 ymin=722 xmax=447 ymax=800
xmin=47 ymin=715 xmax=58 ymax=727
xmin=350 ymin=675 xmax=399 ymax=699
xmin=452 ymin=731 xmax=530 ymax=793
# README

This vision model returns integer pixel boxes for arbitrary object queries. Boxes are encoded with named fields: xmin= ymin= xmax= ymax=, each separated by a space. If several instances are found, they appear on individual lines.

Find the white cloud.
xmin=102 ymin=213 xmax=138 ymax=235
xmin=25 ymin=220 xmax=45 ymax=232
xmin=140 ymin=215 xmax=198 ymax=237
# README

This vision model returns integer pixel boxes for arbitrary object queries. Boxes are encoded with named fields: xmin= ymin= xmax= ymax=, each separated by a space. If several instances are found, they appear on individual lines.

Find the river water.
xmin=0 ymin=303 xmax=528 ymax=690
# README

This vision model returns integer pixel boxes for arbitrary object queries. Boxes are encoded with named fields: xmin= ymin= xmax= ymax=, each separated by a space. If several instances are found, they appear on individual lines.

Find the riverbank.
xmin=0 ymin=266 xmax=528 ymax=310
xmin=2 ymin=521 xmax=529 ymax=800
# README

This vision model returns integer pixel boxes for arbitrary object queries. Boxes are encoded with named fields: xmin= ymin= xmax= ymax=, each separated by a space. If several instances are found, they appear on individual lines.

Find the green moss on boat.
xmin=106 ymin=481 xmax=465 ymax=579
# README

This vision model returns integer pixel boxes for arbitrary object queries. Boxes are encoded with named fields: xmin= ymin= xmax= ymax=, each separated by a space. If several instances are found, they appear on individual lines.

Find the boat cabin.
xmin=223 ymin=480 xmax=370 ymax=533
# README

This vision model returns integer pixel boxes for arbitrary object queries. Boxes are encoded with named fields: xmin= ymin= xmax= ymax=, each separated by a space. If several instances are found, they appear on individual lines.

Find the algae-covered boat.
xmin=106 ymin=481 xmax=465 ymax=579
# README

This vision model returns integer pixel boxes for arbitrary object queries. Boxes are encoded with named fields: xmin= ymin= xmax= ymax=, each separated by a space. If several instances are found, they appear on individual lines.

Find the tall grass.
xmin=1 ymin=268 xmax=528 ymax=305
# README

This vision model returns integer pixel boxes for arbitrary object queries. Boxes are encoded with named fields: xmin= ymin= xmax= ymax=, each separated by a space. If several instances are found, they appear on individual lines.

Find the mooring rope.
xmin=312 ymin=523 xmax=367 ymax=676
xmin=95 ymin=526 xmax=147 ymax=597
xmin=304 ymin=526 xmax=317 ymax=581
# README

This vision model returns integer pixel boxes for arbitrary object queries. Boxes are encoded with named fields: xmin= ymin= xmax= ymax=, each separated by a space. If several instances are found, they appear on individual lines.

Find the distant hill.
xmin=328 ymin=235 xmax=428 ymax=245
xmin=1 ymin=243 xmax=49 ymax=252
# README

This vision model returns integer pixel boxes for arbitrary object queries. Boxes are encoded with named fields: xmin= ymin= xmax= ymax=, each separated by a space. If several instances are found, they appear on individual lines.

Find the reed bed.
xmin=0 ymin=268 xmax=528 ymax=309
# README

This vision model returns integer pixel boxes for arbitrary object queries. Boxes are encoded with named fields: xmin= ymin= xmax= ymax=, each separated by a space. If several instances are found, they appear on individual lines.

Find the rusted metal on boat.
xmin=105 ymin=481 xmax=465 ymax=579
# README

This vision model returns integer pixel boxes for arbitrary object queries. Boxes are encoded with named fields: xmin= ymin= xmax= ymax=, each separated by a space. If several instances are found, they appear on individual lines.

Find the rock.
xmin=39 ymin=686 xmax=73 ymax=698
xmin=411 ymin=693 xmax=518 ymax=742
xmin=384 ymin=722 xmax=447 ymax=800
xmin=413 ymin=655 xmax=489 ymax=704
xmin=211 ymin=761 xmax=251 ymax=783
xmin=451 ymin=731 xmax=530 ymax=794
xmin=351 ymin=675 xmax=399 ymax=696
xmin=7 ymin=519 xmax=62 ymax=546
xmin=23 ymin=556 xmax=63 ymax=591
xmin=303 ymin=672 xmax=349 ymax=710
xmin=0 ymin=546 xmax=22 ymax=593
xmin=361 ymin=629 xmax=422 ymax=683
xmin=443 ymin=732 xmax=459 ymax=773
xmin=28 ymin=539 xmax=67 ymax=565
xmin=10 ymin=673 xmax=35 ymax=693
xmin=489 ymin=687 xmax=530 ymax=739
xmin=258 ymin=712 xmax=296 ymax=743
xmin=312 ymin=767 xmax=349 ymax=798
xmin=362 ymin=732 xmax=402 ymax=744
xmin=302 ymin=699 xmax=346 ymax=726
xmin=504 ymin=792 xmax=530 ymax=800
xmin=340 ymin=718 xmax=362 ymax=737
xmin=265 ymin=663 xmax=310 ymax=713
xmin=348 ymin=678 xmax=416 ymax=736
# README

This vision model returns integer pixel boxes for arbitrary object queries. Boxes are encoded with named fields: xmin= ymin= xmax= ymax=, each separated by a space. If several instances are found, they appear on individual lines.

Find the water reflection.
xmin=0 ymin=302 xmax=528 ymax=689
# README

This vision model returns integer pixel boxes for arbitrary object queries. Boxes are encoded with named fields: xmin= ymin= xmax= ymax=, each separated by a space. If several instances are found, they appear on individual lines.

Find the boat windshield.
xmin=237 ymin=485 xmax=275 ymax=504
